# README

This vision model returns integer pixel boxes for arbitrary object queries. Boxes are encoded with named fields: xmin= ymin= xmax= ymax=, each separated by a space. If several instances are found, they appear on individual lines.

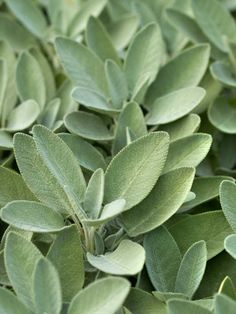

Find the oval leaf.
xmin=105 ymin=132 xmax=169 ymax=210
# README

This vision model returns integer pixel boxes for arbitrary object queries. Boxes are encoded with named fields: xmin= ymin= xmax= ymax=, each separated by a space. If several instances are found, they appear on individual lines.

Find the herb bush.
xmin=1 ymin=0 xmax=236 ymax=313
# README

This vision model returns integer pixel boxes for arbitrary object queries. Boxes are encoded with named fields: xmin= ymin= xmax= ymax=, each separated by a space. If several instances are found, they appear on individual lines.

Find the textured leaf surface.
xmin=87 ymin=240 xmax=145 ymax=275
xmin=122 ymin=167 xmax=195 ymax=236
xmin=68 ymin=277 xmax=130 ymax=314
xmin=105 ymin=132 xmax=169 ymax=210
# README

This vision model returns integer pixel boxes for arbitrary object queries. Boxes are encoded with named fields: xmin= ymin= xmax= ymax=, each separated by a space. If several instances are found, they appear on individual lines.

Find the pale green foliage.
xmin=1 ymin=1 xmax=236 ymax=313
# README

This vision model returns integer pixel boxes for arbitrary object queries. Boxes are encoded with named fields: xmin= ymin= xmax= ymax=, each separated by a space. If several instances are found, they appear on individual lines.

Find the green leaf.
xmin=168 ymin=211 xmax=233 ymax=259
xmin=0 ymin=13 xmax=36 ymax=51
xmin=181 ymin=176 xmax=233 ymax=212
xmin=211 ymin=61 xmax=236 ymax=87
xmin=55 ymin=37 xmax=108 ymax=97
xmin=113 ymin=102 xmax=147 ymax=154
xmin=168 ymin=299 xmax=212 ymax=314
xmin=225 ymin=235 xmax=236 ymax=259
xmin=159 ymin=114 xmax=201 ymax=141
xmin=220 ymin=181 xmax=236 ymax=232
xmin=1 ymin=200 xmax=65 ymax=233
xmin=0 ymin=131 xmax=13 ymax=149
xmin=84 ymin=168 xmax=104 ymax=219
xmin=59 ymin=133 xmax=106 ymax=171
xmin=215 ymin=294 xmax=236 ymax=314
xmin=16 ymin=51 xmax=46 ymax=109
xmin=144 ymin=226 xmax=182 ymax=292
xmin=122 ymin=167 xmax=195 ymax=237
xmin=14 ymin=133 xmax=76 ymax=214
xmin=0 ymin=166 xmax=36 ymax=207
xmin=146 ymin=44 xmax=210 ymax=104
xmin=105 ymin=59 xmax=128 ymax=109
xmin=125 ymin=288 xmax=167 ymax=314
xmin=0 ymin=41 xmax=17 ymax=125
xmin=146 ymin=87 xmax=205 ymax=125
xmin=163 ymin=133 xmax=212 ymax=174
xmin=0 ymin=287 xmax=31 ymax=314
xmin=87 ymin=240 xmax=145 ymax=275
xmin=72 ymin=87 xmax=118 ymax=114
xmin=218 ymin=276 xmax=236 ymax=300
xmin=68 ymin=0 xmax=107 ymax=36
xmin=33 ymin=258 xmax=62 ymax=314
xmin=175 ymin=241 xmax=207 ymax=298
xmin=5 ymin=100 xmax=40 ymax=132
xmin=32 ymin=125 xmax=86 ymax=215
xmin=5 ymin=0 xmax=48 ymax=38
xmin=125 ymin=23 xmax=165 ymax=96
xmin=30 ymin=47 xmax=56 ymax=102
xmin=105 ymin=132 xmax=169 ymax=210
xmin=65 ymin=111 xmax=114 ymax=141
xmin=47 ymin=225 xmax=84 ymax=302
xmin=86 ymin=17 xmax=120 ymax=65
xmin=192 ymin=0 xmax=236 ymax=52
xmin=68 ymin=277 xmax=130 ymax=314
xmin=5 ymin=232 xmax=43 ymax=308
xmin=83 ymin=199 xmax=126 ymax=227
xmin=208 ymin=97 xmax=236 ymax=134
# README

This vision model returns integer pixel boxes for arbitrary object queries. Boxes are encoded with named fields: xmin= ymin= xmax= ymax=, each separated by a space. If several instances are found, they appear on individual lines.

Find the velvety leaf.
xmin=159 ymin=114 xmax=201 ymax=141
xmin=146 ymin=87 xmax=205 ymax=125
xmin=84 ymin=168 xmax=104 ymax=219
xmin=55 ymin=37 xmax=108 ymax=97
xmin=68 ymin=0 xmax=107 ymax=36
xmin=211 ymin=61 xmax=236 ymax=87
xmin=175 ymin=241 xmax=207 ymax=298
xmin=218 ymin=276 xmax=236 ymax=300
xmin=86 ymin=17 xmax=120 ymax=64
xmin=163 ymin=133 xmax=212 ymax=174
xmin=208 ymin=97 xmax=236 ymax=134
xmin=215 ymin=294 xmax=236 ymax=314
xmin=30 ymin=47 xmax=56 ymax=102
xmin=0 ymin=13 xmax=36 ymax=51
xmin=87 ymin=240 xmax=145 ymax=275
xmin=5 ymin=0 xmax=48 ymax=38
xmin=33 ymin=258 xmax=62 ymax=314
xmin=83 ymin=199 xmax=126 ymax=227
xmin=146 ymin=44 xmax=210 ymax=104
xmin=59 ymin=133 xmax=106 ymax=171
xmin=65 ymin=111 xmax=114 ymax=141
xmin=108 ymin=15 xmax=139 ymax=50
xmin=32 ymin=125 xmax=86 ymax=217
xmin=225 ymin=234 xmax=236 ymax=259
xmin=6 ymin=100 xmax=40 ymax=132
xmin=105 ymin=59 xmax=128 ymax=108
xmin=0 ymin=166 xmax=36 ymax=207
xmin=1 ymin=200 xmax=65 ymax=233
xmin=47 ymin=225 xmax=84 ymax=302
xmin=125 ymin=288 xmax=167 ymax=314
xmin=125 ymin=23 xmax=165 ymax=96
xmin=181 ymin=176 xmax=233 ymax=212
xmin=168 ymin=211 xmax=233 ymax=259
xmin=68 ymin=277 xmax=130 ymax=314
xmin=168 ymin=299 xmax=212 ymax=314
xmin=122 ymin=167 xmax=195 ymax=236
xmin=14 ymin=133 xmax=75 ymax=214
xmin=16 ymin=51 xmax=46 ymax=109
xmin=5 ymin=232 xmax=43 ymax=308
xmin=104 ymin=132 xmax=169 ymax=210
xmin=113 ymin=102 xmax=147 ymax=154
xmin=0 ymin=287 xmax=31 ymax=314
xmin=144 ymin=226 xmax=182 ymax=292
xmin=192 ymin=0 xmax=236 ymax=52
xmin=72 ymin=87 xmax=117 ymax=114
xmin=220 ymin=180 xmax=236 ymax=232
